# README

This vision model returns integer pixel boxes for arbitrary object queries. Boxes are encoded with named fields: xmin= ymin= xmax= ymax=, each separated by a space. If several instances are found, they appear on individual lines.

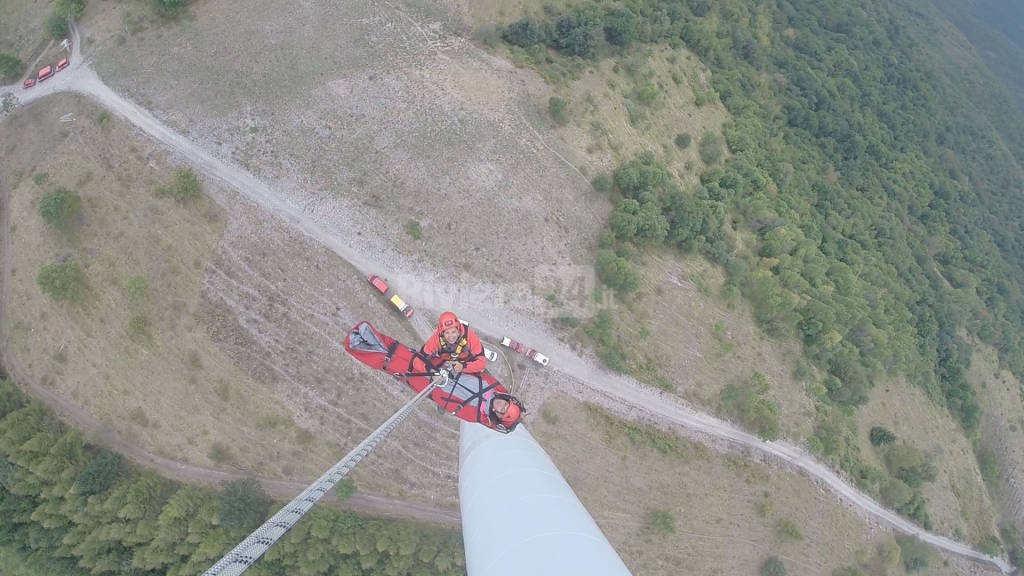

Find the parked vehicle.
xmin=23 ymin=77 xmax=36 ymax=89
xmin=37 ymin=66 xmax=53 ymax=82
xmin=56 ymin=58 xmax=69 ymax=71
xmin=500 ymin=337 xmax=550 ymax=366
xmin=389 ymin=295 xmax=414 ymax=318
xmin=367 ymin=274 xmax=388 ymax=294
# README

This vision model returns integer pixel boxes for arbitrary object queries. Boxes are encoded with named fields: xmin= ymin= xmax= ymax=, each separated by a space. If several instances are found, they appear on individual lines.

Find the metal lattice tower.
xmin=203 ymin=376 xmax=442 ymax=576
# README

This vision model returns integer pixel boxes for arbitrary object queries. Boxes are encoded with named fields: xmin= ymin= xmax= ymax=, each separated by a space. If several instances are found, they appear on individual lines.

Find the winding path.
xmin=0 ymin=21 xmax=1014 ymax=575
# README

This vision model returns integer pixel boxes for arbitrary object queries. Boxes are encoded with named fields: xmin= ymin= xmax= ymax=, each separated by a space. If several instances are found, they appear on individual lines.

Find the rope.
xmin=203 ymin=372 xmax=447 ymax=576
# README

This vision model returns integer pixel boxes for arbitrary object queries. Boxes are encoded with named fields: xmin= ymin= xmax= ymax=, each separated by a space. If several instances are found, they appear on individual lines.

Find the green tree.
xmin=218 ymin=478 xmax=271 ymax=532
xmin=38 ymin=188 xmax=81 ymax=230
xmin=698 ymin=132 xmax=724 ymax=165
xmin=47 ymin=14 xmax=70 ymax=39
xmin=548 ymin=96 xmax=569 ymax=125
xmin=719 ymin=373 xmax=780 ymax=440
xmin=155 ymin=0 xmax=189 ymax=17
xmin=760 ymin=555 xmax=787 ymax=576
xmin=869 ymin=426 xmax=896 ymax=446
xmin=895 ymin=534 xmax=932 ymax=572
xmin=0 ymin=53 xmax=22 ymax=83
xmin=603 ymin=7 xmax=637 ymax=47
xmin=596 ymin=249 xmax=639 ymax=293
xmin=502 ymin=17 xmax=544 ymax=48
xmin=57 ymin=0 xmax=87 ymax=18
xmin=36 ymin=260 xmax=87 ymax=302
xmin=75 ymin=452 xmax=122 ymax=495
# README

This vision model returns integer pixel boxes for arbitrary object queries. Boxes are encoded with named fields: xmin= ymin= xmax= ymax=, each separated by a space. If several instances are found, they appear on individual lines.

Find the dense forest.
xmin=504 ymin=0 xmax=1024 ymax=430
xmin=0 ymin=378 xmax=465 ymax=576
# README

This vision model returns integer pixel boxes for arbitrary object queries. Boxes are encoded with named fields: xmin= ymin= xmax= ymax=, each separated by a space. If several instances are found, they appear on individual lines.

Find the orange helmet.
xmin=499 ymin=402 xmax=521 ymax=427
xmin=438 ymin=311 xmax=461 ymax=332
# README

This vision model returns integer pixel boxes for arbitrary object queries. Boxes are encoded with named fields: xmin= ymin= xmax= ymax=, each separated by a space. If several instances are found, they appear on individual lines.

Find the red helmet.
xmin=499 ymin=402 xmax=521 ymax=427
xmin=438 ymin=311 xmax=461 ymax=332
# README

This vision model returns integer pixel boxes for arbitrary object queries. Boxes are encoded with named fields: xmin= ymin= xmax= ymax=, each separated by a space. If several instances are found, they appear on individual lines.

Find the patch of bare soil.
xmin=82 ymin=0 xmax=607 ymax=295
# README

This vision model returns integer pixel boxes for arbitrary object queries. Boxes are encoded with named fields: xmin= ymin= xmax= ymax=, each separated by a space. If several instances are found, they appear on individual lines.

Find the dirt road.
xmin=0 ymin=22 xmax=1013 ymax=575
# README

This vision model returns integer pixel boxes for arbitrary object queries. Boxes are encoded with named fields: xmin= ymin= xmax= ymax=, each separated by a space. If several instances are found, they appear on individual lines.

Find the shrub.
xmin=208 ymin=442 xmax=232 ymax=464
xmin=895 ymin=534 xmax=932 ymax=572
xmin=47 ymin=14 xmax=70 ymax=40
xmin=869 ymin=426 xmax=896 ymax=446
xmin=776 ymin=518 xmax=803 ymax=541
xmin=596 ymin=249 xmax=639 ymax=293
xmin=0 ymin=53 xmax=22 ymax=83
xmin=698 ymin=132 xmax=724 ymax=165
xmin=603 ymin=7 xmax=637 ymax=47
xmin=548 ymin=96 xmax=569 ymax=125
xmin=38 ymin=187 xmax=81 ymax=229
xmin=975 ymin=444 xmax=999 ymax=483
xmin=591 ymin=173 xmax=613 ymax=193
xmin=760 ymin=556 xmax=787 ymax=576
xmin=635 ymin=83 xmax=659 ymax=106
xmin=883 ymin=443 xmax=936 ymax=488
xmin=156 ymin=168 xmax=202 ymax=202
xmin=645 ymin=508 xmax=676 ymax=535
xmin=127 ymin=314 xmax=151 ymax=342
xmin=719 ymin=372 xmax=780 ymax=440
xmin=334 ymin=477 xmax=356 ymax=501
xmin=37 ymin=260 xmax=87 ymax=302
xmin=57 ymin=0 xmax=87 ymax=18
xmin=405 ymin=219 xmax=422 ymax=240
xmin=502 ymin=17 xmax=544 ymax=48
xmin=124 ymin=275 xmax=149 ymax=301
xmin=218 ymin=478 xmax=271 ymax=532
xmin=674 ymin=133 xmax=691 ymax=149
xmin=155 ymin=0 xmax=189 ymax=17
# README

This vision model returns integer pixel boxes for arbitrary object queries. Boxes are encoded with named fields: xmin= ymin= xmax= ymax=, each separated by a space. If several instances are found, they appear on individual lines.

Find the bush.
xmin=719 ymin=372 xmax=780 ymax=440
xmin=895 ymin=534 xmax=932 ymax=572
xmin=760 ymin=556 xmax=787 ymax=576
xmin=883 ymin=443 xmax=936 ymax=488
xmin=218 ymin=478 xmax=271 ymax=532
xmin=548 ymin=96 xmax=570 ymax=125
xmin=591 ymin=173 xmax=613 ymax=193
xmin=502 ymin=17 xmax=544 ymax=48
xmin=698 ymin=132 xmax=724 ymax=165
xmin=38 ymin=187 xmax=82 ymax=229
xmin=596 ymin=249 xmax=639 ymax=293
xmin=869 ymin=426 xmax=896 ymax=446
xmin=127 ymin=314 xmax=151 ymax=342
xmin=334 ymin=477 xmax=356 ymax=501
xmin=47 ymin=14 xmax=70 ymax=40
xmin=776 ymin=518 xmax=803 ymax=541
xmin=674 ymin=133 xmax=692 ymax=149
xmin=0 ymin=53 xmax=22 ymax=83
xmin=57 ymin=0 xmax=87 ymax=18
xmin=155 ymin=0 xmax=189 ymax=17
xmin=645 ymin=508 xmax=676 ymax=535
xmin=405 ymin=219 xmax=422 ymax=240
xmin=36 ymin=260 xmax=87 ymax=302
xmin=156 ymin=168 xmax=202 ymax=202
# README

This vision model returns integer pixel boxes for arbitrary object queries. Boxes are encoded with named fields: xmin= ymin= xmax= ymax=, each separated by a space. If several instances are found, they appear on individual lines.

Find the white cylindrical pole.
xmin=458 ymin=422 xmax=633 ymax=576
